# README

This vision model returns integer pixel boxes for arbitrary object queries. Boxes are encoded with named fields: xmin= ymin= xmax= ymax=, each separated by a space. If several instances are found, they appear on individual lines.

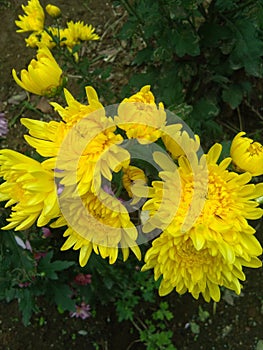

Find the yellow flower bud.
xmin=230 ymin=131 xmax=263 ymax=176
xmin=12 ymin=46 xmax=64 ymax=97
xmin=45 ymin=4 xmax=61 ymax=18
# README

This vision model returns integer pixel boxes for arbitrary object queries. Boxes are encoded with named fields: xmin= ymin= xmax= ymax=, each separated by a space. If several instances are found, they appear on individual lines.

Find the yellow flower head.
xmin=230 ymin=131 xmax=263 ymax=176
xmin=142 ymin=231 xmax=261 ymax=302
xmin=12 ymin=46 xmax=64 ymax=97
xmin=51 ymin=86 xmax=104 ymax=125
xmin=61 ymin=21 xmax=100 ymax=49
xmin=20 ymin=86 xmax=105 ymax=161
xmin=137 ymin=144 xmax=263 ymax=300
xmin=21 ymin=86 xmax=130 ymax=195
xmin=162 ymin=126 xmax=200 ymax=159
xmin=15 ymin=0 xmax=45 ymax=32
xmin=52 ymin=189 xmax=141 ymax=266
xmin=115 ymin=86 xmax=168 ymax=144
xmin=45 ymin=4 xmax=61 ymax=18
xmin=0 ymin=150 xmax=60 ymax=231
xmin=55 ymin=112 xmax=130 ymax=195
xmin=25 ymin=27 xmax=62 ymax=49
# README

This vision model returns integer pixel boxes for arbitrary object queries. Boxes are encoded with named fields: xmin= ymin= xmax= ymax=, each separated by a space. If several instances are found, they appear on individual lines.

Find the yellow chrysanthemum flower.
xmin=55 ymin=114 xmax=130 ymax=195
xmin=162 ymin=125 xmax=200 ymax=159
xmin=137 ymin=144 xmax=263 ymax=301
xmin=21 ymin=86 xmax=130 ymax=195
xmin=61 ymin=20 xmax=100 ymax=49
xmin=25 ymin=27 xmax=62 ymax=49
xmin=230 ymin=131 xmax=263 ymax=176
xmin=12 ymin=46 xmax=64 ymax=97
xmin=52 ymin=189 xmax=141 ymax=266
xmin=15 ymin=0 xmax=45 ymax=33
xmin=50 ymin=86 xmax=104 ymax=125
xmin=0 ymin=150 xmax=60 ymax=231
xmin=142 ymin=231 xmax=261 ymax=302
xmin=20 ymin=86 xmax=105 ymax=161
xmin=115 ymin=86 xmax=171 ymax=144
xmin=45 ymin=4 xmax=61 ymax=18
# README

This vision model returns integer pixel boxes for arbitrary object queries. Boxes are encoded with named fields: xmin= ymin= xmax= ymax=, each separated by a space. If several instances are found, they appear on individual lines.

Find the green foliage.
xmin=87 ymin=253 xmax=159 ymax=321
xmin=0 ymin=227 xmax=81 ymax=325
xmin=138 ymin=302 xmax=176 ymax=350
xmin=152 ymin=301 xmax=174 ymax=322
xmin=37 ymin=251 xmax=74 ymax=280
xmin=116 ymin=0 xmax=263 ymax=137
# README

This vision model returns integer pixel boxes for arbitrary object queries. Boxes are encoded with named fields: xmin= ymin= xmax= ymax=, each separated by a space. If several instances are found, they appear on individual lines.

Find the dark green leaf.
xmin=17 ymin=289 xmax=35 ymax=326
xmin=133 ymin=47 xmax=154 ymax=65
xmin=38 ymin=251 xmax=74 ymax=280
xmin=49 ymin=283 xmax=75 ymax=311
xmin=222 ymin=84 xmax=243 ymax=109
xmin=229 ymin=19 xmax=263 ymax=76
xmin=174 ymin=27 xmax=200 ymax=57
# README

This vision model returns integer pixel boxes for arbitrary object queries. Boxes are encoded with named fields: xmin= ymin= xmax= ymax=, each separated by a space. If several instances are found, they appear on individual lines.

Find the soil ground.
xmin=0 ymin=1 xmax=263 ymax=349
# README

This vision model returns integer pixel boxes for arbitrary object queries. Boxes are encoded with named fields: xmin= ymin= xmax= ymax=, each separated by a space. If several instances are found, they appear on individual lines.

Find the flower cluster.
xmin=15 ymin=0 xmax=99 ymax=51
xmin=2 ymin=2 xmax=263 ymax=302
xmin=1 ymin=76 xmax=262 ymax=302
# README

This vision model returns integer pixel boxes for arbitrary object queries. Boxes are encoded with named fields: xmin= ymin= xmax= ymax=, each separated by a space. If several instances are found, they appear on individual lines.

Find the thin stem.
xmin=130 ymin=319 xmax=143 ymax=332
xmin=244 ymin=99 xmax=263 ymax=121
xmin=237 ymin=106 xmax=243 ymax=130
xmin=126 ymin=339 xmax=142 ymax=350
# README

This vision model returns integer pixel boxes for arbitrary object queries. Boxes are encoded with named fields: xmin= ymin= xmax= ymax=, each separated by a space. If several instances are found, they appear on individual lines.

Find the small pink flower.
xmin=41 ymin=227 xmax=52 ymax=238
xmin=70 ymin=302 xmax=91 ymax=320
xmin=15 ymin=236 xmax=32 ymax=252
xmin=74 ymin=273 xmax=92 ymax=285
xmin=18 ymin=281 xmax=31 ymax=288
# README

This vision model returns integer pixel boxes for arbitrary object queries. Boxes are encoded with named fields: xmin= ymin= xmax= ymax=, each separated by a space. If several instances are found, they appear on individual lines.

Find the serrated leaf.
xmin=17 ymin=289 xmax=35 ymax=326
xmin=222 ymin=84 xmax=243 ymax=109
xmin=174 ymin=26 xmax=200 ymax=57
xmin=228 ymin=19 xmax=263 ymax=77
xmin=38 ymin=251 xmax=74 ymax=280
xmin=191 ymin=98 xmax=219 ymax=120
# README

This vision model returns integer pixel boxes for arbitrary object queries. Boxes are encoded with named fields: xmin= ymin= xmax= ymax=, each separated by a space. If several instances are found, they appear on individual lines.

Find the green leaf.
xmin=222 ymin=84 xmax=243 ymax=109
xmin=218 ymin=140 xmax=232 ymax=162
xmin=118 ymin=19 xmax=138 ymax=40
xmin=49 ymin=283 xmax=76 ymax=312
xmin=38 ymin=251 xmax=74 ymax=280
xmin=228 ymin=19 xmax=263 ymax=77
xmin=199 ymin=22 xmax=232 ymax=48
xmin=189 ymin=98 xmax=221 ymax=136
xmin=174 ymin=26 xmax=200 ymax=57
xmin=17 ymin=289 xmax=35 ymax=326
xmin=215 ymin=0 xmax=238 ymax=11
xmin=133 ymin=47 xmax=154 ymax=65
xmin=191 ymin=98 xmax=219 ymax=120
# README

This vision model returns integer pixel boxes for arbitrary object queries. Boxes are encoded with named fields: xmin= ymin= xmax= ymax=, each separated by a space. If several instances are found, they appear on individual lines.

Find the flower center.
xmin=176 ymin=239 xmax=208 ymax=266
xmin=203 ymin=170 xmax=231 ymax=218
